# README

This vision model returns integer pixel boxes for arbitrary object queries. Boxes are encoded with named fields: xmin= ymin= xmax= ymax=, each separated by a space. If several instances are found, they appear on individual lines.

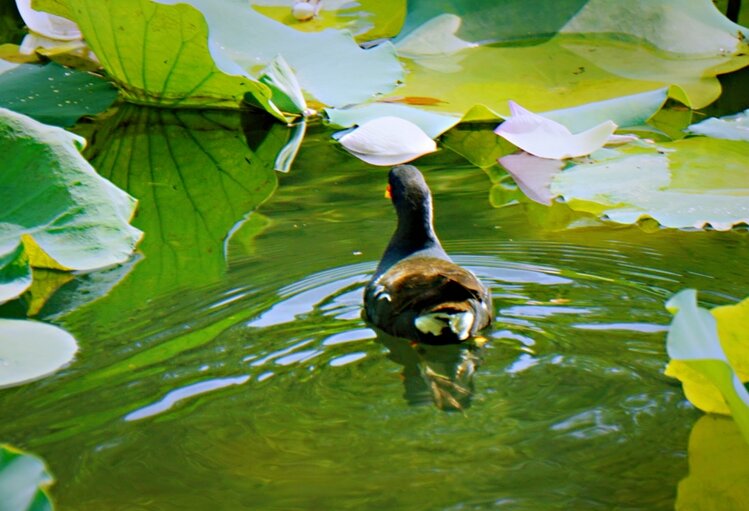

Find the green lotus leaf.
xmin=0 ymin=62 xmax=117 ymax=127
xmin=0 ymin=445 xmax=55 ymax=511
xmin=0 ymin=107 xmax=141 ymax=303
xmin=250 ymin=0 xmax=406 ymax=42
xmin=33 ymin=0 xmax=273 ymax=108
xmin=35 ymin=0 xmax=402 ymax=110
xmin=0 ymin=318 xmax=78 ymax=388
xmin=663 ymin=290 xmax=749 ymax=444
xmin=30 ymin=105 xmax=280 ymax=389
xmin=550 ymin=136 xmax=749 ymax=230
xmin=389 ymin=0 xmax=749 ymax=116
xmin=0 ymin=243 xmax=31 ymax=304
xmin=51 ymin=105 xmax=278 ymax=321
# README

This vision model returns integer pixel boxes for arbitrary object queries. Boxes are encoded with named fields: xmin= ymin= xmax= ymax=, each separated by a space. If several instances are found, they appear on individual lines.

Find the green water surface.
xmin=1 ymin=106 xmax=748 ymax=510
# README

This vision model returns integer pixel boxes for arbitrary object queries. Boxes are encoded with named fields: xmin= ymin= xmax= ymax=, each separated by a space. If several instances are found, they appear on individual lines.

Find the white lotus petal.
xmin=344 ymin=150 xmax=434 ymax=166
xmin=495 ymin=102 xmax=618 ymax=159
xmin=15 ymin=0 xmax=81 ymax=41
xmin=337 ymin=116 xmax=437 ymax=166
xmin=326 ymin=104 xmax=459 ymax=139
xmin=499 ymin=152 xmax=564 ymax=205
xmin=396 ymin=14 xmax=477 ymax=57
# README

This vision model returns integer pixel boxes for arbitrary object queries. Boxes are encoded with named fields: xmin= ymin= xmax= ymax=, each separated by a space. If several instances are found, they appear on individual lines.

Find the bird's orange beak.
xmin=384 ymin=184 xmax=392 ymax=199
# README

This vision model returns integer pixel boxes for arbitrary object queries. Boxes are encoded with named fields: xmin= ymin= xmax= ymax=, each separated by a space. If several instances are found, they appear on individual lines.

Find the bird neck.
xmin=394 ymin=202 xmax=437 ymax=246
xmin=375 ymin=199 xmax=447 ymax=277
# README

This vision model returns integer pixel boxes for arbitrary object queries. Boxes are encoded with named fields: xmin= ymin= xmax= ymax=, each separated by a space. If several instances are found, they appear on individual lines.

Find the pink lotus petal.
xmin=495 ymin=101 xmax=618 ymax=159
xmin=499 ymin=152 xmax=564 ymax=205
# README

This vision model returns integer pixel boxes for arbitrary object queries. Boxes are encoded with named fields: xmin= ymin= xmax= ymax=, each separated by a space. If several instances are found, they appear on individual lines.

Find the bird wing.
xmin=379 ymin=257 xmax=487 ymax=316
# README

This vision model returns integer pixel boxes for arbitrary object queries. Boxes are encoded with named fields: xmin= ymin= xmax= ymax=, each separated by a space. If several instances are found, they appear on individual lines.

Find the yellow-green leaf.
xmin=664 ymin=290 xmax=749 ymax=444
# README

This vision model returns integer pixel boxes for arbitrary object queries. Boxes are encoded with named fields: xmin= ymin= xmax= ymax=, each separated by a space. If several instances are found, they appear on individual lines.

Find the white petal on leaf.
xmin=337 ymin=116 xmax=437 ymax=166
xmin=326 ymin=103 xmax=459 ymax=139
xmin=495 ymin=101 xmax=618 ymax=159
xmin=15 ymin=0 xmax=81 ymax=41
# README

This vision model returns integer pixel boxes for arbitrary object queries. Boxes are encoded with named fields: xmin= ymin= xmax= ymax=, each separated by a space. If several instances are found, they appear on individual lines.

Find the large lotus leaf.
xmin=550 ymin=137 xmax=749 ymax=230
xmin=675 ymin=416 xmax=749 ymax=510
xmin=33 ymin=0 xmax=273 ymax=108
xmin=0 ymin=318 xmax=78 ymax=388
xmin=0 ymin=445 xmax=55 ymax=511
xmin=42 ymin=105 xmax=277 ymax=323
xmin=0 ymin=107 xmax=141 ymax=303
xmin=388 ymin=0 xmax=749 ymax=116
xmin=663 ymin=290 xmax=749 ymax=444
xmin=0 ymin=62 xmax=117 ymax=127
xmin=250 ymin=0 xmax=406 ymax=42
xmin=27 ymin=106 xmax=281 ymax=389
xmin=35 ymin=0 xmax=402 ymax=109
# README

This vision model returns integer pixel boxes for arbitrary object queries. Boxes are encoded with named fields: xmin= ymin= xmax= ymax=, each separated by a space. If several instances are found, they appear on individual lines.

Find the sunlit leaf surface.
xmin=550 ymin=137 xmax=749 ymax=230
xmin=390 ymin=0 xmax=749 ymax=115
xmin=0 ymin=107 xmax=141 ymax=303
xmin=0 ymin=445 xmax=55 ymax=511
xmin=34 ymin=0 xmax=273 ymax=108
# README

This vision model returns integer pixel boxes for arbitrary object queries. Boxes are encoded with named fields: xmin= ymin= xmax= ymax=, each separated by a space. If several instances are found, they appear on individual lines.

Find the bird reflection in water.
xmin=376 ymin=331 xmax=488 ymax=412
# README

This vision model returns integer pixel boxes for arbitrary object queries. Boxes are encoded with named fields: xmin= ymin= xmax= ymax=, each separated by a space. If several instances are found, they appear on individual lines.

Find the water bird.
xmin=363 ymin=165 xmax=493 ymax=344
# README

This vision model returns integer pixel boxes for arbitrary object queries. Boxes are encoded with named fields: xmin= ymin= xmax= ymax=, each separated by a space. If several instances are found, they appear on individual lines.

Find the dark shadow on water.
xmin=375 ymin=329 xmax=485 ymax=412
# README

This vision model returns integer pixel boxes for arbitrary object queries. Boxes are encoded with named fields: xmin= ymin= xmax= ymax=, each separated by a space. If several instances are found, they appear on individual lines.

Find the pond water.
xmin=1 ymin=105 xmax=749 ymax=510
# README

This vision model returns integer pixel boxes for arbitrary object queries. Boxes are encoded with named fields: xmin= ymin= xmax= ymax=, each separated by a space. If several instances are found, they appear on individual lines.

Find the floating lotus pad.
xmin=0 ymin=318 xmax=78 ymax=388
